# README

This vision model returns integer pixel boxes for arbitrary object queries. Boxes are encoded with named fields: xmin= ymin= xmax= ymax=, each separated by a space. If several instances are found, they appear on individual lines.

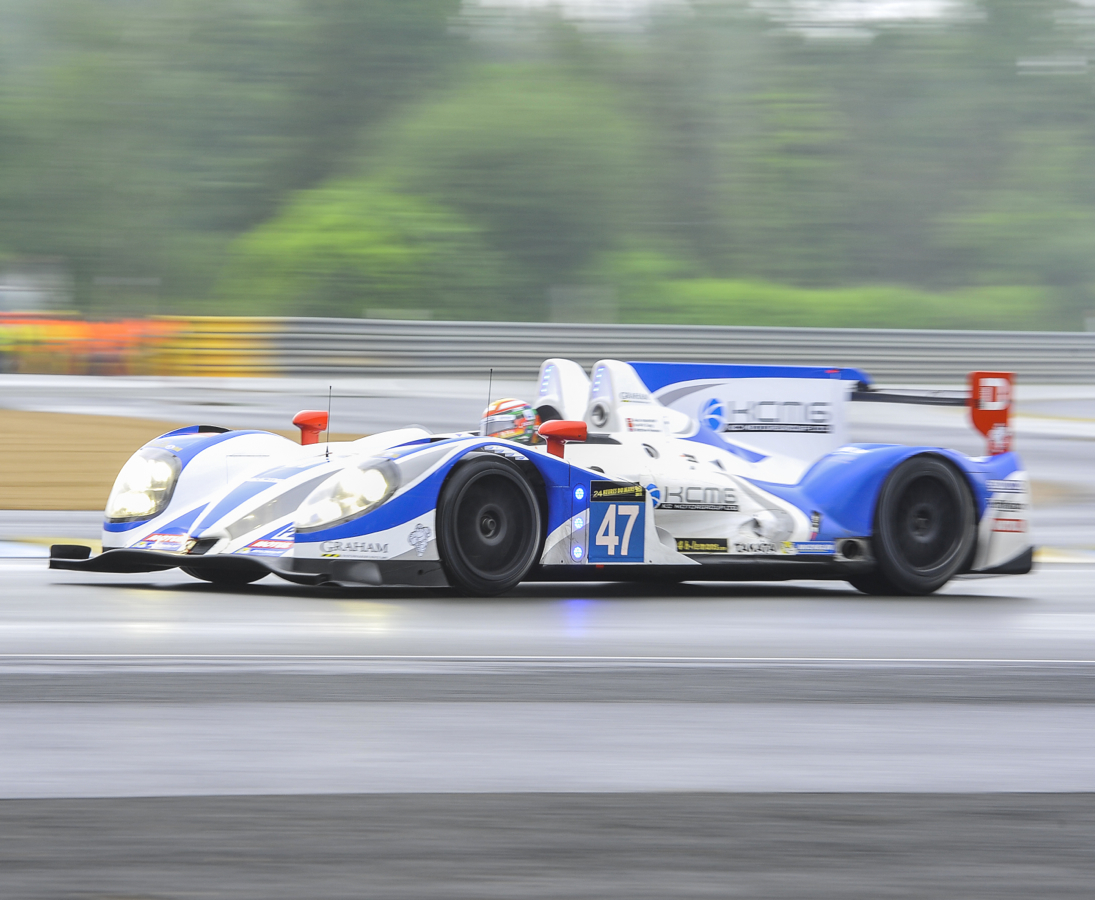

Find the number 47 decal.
xmin=593 ymin=503 xmax=643 ymax=559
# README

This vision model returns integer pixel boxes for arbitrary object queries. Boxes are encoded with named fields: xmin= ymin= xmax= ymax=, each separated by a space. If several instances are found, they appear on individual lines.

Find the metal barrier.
xmin=270 ymin=318 xmax=1095 ymax=383
xmin=3 ymin=315 xmax=1094 ymax=381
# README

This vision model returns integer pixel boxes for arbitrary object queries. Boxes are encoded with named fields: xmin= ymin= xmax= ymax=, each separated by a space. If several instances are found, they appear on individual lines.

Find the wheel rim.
xmin=892 ymin=475 xmax=960 ymax=571
xmin=454 ymin=473 xmax=532 ymax=578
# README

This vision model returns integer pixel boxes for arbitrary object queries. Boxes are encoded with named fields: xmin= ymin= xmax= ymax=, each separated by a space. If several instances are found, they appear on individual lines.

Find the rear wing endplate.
xmin=851 ymin=371 xmax=1013 ymax=456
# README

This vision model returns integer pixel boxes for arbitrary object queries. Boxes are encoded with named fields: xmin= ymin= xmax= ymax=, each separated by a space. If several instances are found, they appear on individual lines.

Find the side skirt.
xmin=528 ymin=558 xmax=873 ymax=583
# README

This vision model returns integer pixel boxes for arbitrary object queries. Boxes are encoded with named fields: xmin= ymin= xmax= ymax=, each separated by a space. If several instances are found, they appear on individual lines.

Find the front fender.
xmin=292 ymin=439 xmax=577 ymax=548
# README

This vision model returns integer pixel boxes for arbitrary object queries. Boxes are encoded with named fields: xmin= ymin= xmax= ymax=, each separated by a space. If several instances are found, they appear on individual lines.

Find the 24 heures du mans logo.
xmin=701 ymin=398 xmax=832 ymax=434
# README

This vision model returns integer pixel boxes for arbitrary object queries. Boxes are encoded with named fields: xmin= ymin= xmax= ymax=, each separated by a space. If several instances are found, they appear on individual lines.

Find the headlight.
xmin=295 ymin=459 xmax=400 ymax=533
xmin=105 ymin=448 xmax=181 ymax=522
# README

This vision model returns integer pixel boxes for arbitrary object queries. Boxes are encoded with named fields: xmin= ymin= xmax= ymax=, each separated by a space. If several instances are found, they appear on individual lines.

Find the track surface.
xmin=2 ymin=794 xmax=1093 ymax=899
xmin=3 ymin=560 xmax=1095 ymax=795
xmin=5 ymin=561 xmax=1095 ymax=896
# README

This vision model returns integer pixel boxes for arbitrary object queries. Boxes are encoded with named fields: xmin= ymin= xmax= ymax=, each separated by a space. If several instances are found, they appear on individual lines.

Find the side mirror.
xmin=293 ymin=409 xmax=329 ymax=445
xmin=538 ymin=419 xmax=587 ymax=458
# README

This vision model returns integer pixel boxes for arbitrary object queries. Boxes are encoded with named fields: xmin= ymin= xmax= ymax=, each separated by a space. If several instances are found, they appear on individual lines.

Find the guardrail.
xmin=3 ymin=315 xmax=1094 ymax=382
xmin=272 ymin=318 xmax=1095 ymax=383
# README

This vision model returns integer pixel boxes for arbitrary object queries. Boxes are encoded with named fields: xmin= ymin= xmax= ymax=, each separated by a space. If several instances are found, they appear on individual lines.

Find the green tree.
xmin=219 ymin=178 xmax=516 ymax=319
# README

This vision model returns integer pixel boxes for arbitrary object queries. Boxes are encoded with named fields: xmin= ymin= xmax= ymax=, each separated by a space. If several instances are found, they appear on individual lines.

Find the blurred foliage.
xmin=2 ymin=0 xmax=1095 ymax=328
xmin=219 ymin=178 xmax=517 ymax=319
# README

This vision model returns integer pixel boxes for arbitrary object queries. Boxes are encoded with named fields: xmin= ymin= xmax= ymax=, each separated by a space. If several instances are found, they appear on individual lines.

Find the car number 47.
xmin=595 ymin=503 xmax=640 ymax=556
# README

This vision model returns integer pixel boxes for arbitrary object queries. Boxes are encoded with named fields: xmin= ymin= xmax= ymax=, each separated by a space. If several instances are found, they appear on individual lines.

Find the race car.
xmin=50 ymin=359 xmax=1033 ymax=595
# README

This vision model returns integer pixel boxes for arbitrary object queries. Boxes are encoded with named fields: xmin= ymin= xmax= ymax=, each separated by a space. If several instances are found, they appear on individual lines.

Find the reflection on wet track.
xmin=2 ymin=560 xmax=1095 ymax=798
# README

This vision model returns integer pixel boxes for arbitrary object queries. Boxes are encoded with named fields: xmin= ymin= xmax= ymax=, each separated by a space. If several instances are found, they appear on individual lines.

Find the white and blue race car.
xmin=51 ymin=359 xmax=1033 ymax=595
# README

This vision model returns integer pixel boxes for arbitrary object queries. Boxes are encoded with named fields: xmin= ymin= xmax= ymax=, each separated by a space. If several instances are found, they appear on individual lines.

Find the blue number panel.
xmin=587 ymin=481 xmax=646 ymax=564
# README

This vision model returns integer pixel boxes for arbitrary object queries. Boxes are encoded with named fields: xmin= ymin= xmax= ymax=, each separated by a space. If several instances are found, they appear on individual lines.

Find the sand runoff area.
xmin=0 ymin=410 xmax=355 ymax=510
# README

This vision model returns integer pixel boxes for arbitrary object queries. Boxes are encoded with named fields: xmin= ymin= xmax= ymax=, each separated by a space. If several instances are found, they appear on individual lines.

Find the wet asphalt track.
xmin=3 ymin=561 xmax=1095 ymax=789
xmin=3 ymin=560 xmax=1095 ymax=897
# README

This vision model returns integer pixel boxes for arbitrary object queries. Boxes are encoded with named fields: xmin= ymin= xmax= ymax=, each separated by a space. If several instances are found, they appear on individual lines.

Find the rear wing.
xmin=851 ymin=371 xmax=1013 ymax=455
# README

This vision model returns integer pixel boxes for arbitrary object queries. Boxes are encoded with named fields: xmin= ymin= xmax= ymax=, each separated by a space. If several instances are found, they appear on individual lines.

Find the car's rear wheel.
xmin=437 ymin=456 xmax=542 ymax=596
xmin=854 ymin=455 xmax=975 ymax=595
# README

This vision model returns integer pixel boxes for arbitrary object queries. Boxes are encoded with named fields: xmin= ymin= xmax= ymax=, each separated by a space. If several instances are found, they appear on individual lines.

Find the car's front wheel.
xmin=437 ymin=456 xmax=543 ymax=596
xmin=853 ymin=455 xmax=976 ymax=596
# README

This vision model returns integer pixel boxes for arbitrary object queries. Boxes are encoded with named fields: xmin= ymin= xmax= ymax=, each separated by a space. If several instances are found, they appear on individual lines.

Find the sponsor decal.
xmin=625 ymin=416 xmax=661 ymax=433
xmin=793 ymin=540 xmax=836 ymax=555
xmin=988 ymin=498 xmax=1027 ymax=512
xmin=809 ymin=510 xmax=822 ymax=541
xmin=590 ymin=481 xmax=646 ymax=502
xmin=240 ymin=525 xmax=296 ymax=556
xmin=646 ymin=484 xmax=661 ymax=507
xmin=733 ymin=539 xmax=783 ymax=555
xmin=619 ymin=391 xmax=650 ymax=403
xmin=132 ymin=533 xmax=185 ymax=552
xmin=656 ymin=485 xmax=739 ymax=512
xmin=677 ymin=537 xmax=728 ymax=554
xmin=241 ymin=538 xmax=294 ymax=557
xmin=320 ymin=539 xmax=389 ymax=559
xmin=987 ymin=479 xmax=1026 ymax=494
xmin=408 ymin=523 xmax=431 ymax=558
xmin=992 ymin=518 xmax=1027 ymax=533
xmin=701 ymin=399 xmax=832 ymax=434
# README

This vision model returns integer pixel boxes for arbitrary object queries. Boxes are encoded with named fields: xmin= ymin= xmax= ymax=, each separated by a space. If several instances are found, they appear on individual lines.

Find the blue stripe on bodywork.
xmin=104 ymin=431 xmax=285 ymax=531
xmin=629 ymin=362 xmax=872 ymax=394
xmin=296 ymin=439 xmax=577 ymax=543
xmin=747 ymin=446 xmax=1019 ymax=539
xmin=295 ymin=465 xmax=450 ymax=542
xmin=685 ymin=421 xmax=768 ymax=463
xmin=104 ymin=519 xmax=154 ymax=533
xmin=148 ymin=430 xmax=273 ymax=469
xmin=193 ymin=480 xmax=276 ymax=533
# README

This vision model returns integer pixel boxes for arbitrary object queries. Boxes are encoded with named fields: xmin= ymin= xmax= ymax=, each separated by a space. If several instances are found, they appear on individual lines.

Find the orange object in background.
xmin=0 ymin=314 xmax=185 ymax=376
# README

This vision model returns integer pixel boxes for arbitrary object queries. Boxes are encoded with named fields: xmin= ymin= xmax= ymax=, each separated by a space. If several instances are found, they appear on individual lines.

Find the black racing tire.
xmin=846 ymin=572 xmax=895 ymax=596
xmin=181 ymin=566 xmax=265 ymax=587
xmin=437 ymin=456 xmax=543 ymax=596
xmin=869 ymin=455 xmax=976 ymax=595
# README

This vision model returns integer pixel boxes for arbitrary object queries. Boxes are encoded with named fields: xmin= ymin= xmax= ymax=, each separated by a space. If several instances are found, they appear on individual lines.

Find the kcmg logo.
xmin=698 ymin=395 xmax=832 ymax=434
xmin=700 ymin=398 xmax=726 ymax=432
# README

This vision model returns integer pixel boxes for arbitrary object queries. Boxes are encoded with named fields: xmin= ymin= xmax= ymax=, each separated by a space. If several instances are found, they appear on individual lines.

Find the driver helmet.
xmin=480 ymin=398 xmax=541 ymax=444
